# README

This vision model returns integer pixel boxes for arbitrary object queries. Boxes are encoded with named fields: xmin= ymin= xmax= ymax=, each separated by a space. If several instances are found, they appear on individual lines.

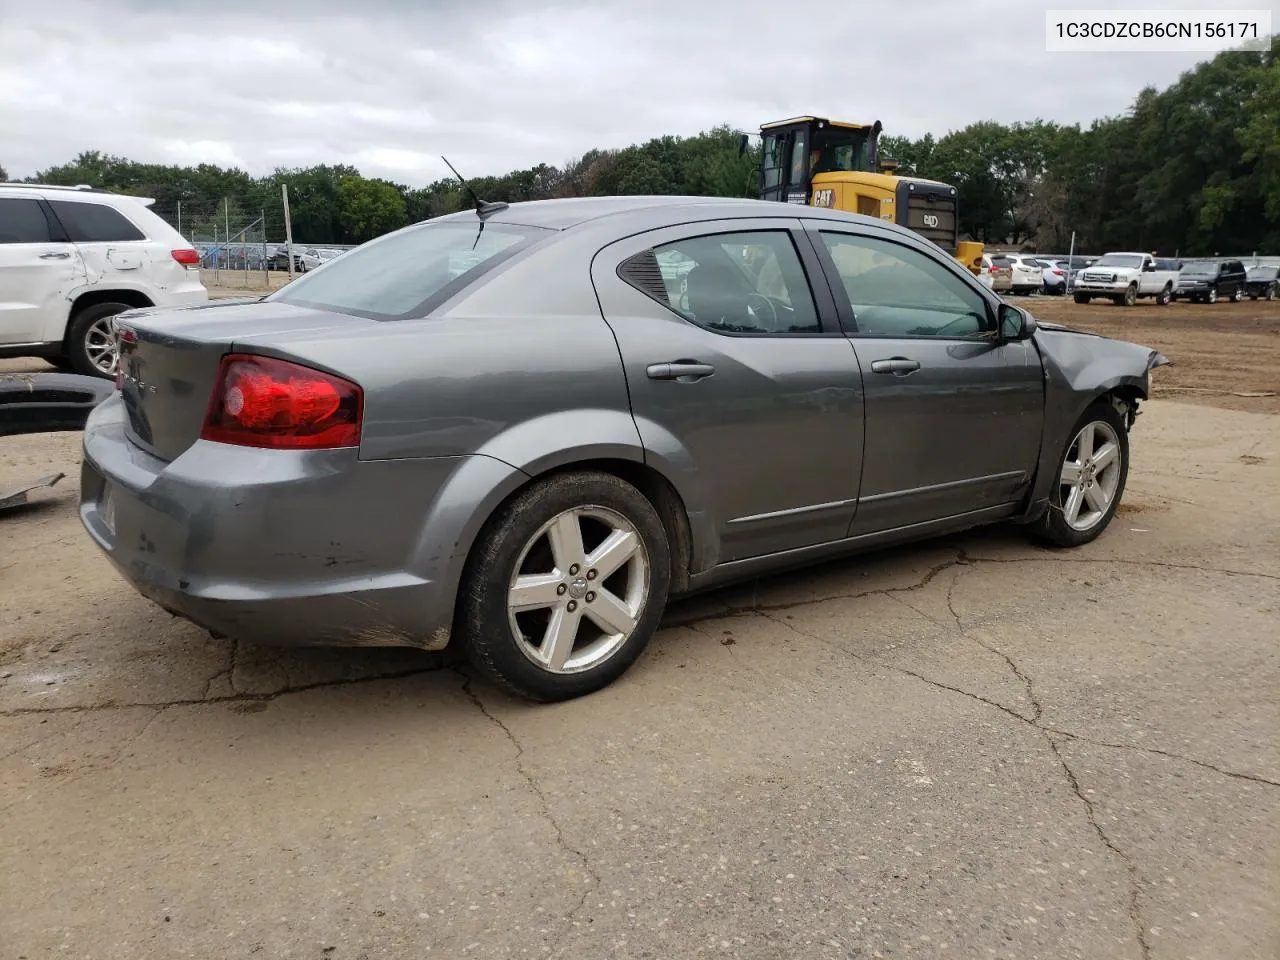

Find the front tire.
xmin=459 ymin=471 xmax=672 ymax=702
xmin=1031 ymin=400 xmax=1130 ymax=548
xmin=1122 ymin=284 xmax=1138 ymax=307
xmin=1207 ymin=287 xmax=1218 ymax=304
xmin=66 ymin=301 xmax=133 ymax=378
xmin=1074 ymin=294 xmax=1091 ymax=304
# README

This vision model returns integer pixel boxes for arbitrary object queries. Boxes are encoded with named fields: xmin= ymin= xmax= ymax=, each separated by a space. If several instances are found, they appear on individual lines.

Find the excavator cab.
xmin=748 ymin=116 xmax=984 ymax=276
xmin=754 ymin=116 xmax=882 ymax=206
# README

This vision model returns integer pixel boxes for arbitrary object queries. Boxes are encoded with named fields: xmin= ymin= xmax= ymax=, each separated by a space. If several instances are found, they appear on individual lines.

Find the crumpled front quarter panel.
xmin=1028 ymin=324 xmax=1165 ymax=509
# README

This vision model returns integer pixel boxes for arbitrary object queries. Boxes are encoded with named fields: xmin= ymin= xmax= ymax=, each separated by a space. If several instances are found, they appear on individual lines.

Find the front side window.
xmin=0 ymin=198 xmax=54 ymax=243
xmin=820 ymin=231 xmax=993 ymax=338
xmin=49 ymin=200 xmax=146 ymax=242
xmin=271 ymin=220 xmax=543 ymax=321
xmin=621 ymin=230 xmax=820 ymax=335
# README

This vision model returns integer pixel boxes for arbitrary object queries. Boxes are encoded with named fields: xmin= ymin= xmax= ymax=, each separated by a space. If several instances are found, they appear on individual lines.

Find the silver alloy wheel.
xmin=1059 ymin=420 xmax=1123 ymax=531
xmin=506 ymin=505 xmax=650 ymax=675
xmin=84 ymin=316 xmax=120 ymax=375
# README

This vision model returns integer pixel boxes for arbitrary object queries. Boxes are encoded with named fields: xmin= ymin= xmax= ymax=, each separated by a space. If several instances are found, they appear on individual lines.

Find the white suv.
xmin=0 ymin=183 xmax=208 ymax=378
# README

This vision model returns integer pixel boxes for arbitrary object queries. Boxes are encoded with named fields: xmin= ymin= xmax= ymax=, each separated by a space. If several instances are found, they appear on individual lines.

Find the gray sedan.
xmin=80 ymin=196 xmax=1168 ymax=702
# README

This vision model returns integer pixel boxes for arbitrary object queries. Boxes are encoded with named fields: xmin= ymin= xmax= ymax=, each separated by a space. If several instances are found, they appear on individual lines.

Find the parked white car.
xmin=1039 ymin=258 xmax=1069 ymax=295
xmin=0 ymin=183 xmax=208 ymax=377
xmin=1072 ymin=252 xmax=1179 ymax=307
xmin=992 ymin=254 xmax=1044 ymax=296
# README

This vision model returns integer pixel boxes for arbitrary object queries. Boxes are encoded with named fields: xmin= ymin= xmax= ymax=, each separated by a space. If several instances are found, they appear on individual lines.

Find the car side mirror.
xmin=1143 ymin=262 xmax=1155 ymax=271
xmin=998 ymin=303 xmax=1036 ymax=341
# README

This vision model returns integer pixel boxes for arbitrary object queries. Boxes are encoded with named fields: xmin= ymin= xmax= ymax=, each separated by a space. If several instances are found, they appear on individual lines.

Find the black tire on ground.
xmin=1156 ymin=284 xmax=1171 ymax=306
xmin=1030 ymin=399 xmax=1130 ymax=549
xmin=1231 ymin=287 xmax=1243 ymax=302
xmin=1074 ymin=294 xmax=1090 ymax=304
xmin=459 ymin=470 xmax=672 ymax=703
xmin=1122 ymin=284 xmax=1138 ymax=307
xmin=66 ymin=301 xmax=133 ymax=379
xmin=1207 ymin=287 xmax=1218 ymax=304
xmin=1267 ymin=286 xmax=1275 ymax=301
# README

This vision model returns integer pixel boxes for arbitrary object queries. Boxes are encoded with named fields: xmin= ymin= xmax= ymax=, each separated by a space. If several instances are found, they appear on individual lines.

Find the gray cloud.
xmin=0 ymin=0 xmax=1218 ymax=186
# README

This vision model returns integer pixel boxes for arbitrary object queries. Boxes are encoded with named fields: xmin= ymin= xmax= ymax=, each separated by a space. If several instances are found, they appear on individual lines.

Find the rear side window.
xmin=0 ymin=198 xmax=55 ymax=243
xmin=50 ymin=200 xmax=147 ymax=242
xmin=619 ymin=230 xmax=821 ymax=335
xmin=270 ymin=219 xmax=542 ymax=321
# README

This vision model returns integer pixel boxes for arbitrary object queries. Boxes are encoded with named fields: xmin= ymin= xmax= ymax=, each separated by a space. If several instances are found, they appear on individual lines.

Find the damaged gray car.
xmin=80 ymin=196 xmax=1169 ymax=702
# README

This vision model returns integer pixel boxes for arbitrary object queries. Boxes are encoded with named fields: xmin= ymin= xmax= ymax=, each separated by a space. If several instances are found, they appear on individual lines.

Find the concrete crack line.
xmin=201 ymin=639 xmax=240 ymax=700
xmin=1048 ymin=736 xmax=1152 ymax=960
xmin=757 ymin=609 xmax=1153 ymax=959
xmin=669 ymin=549 xmax=1276 ymax=635
xmin=454 ymin=670 xmax=600 ymax=954
xmin=1041 ymin=727 xmax=1280 ymax=788
xmin=0 ymin=663 xmax=446 ymax=718
xmin=963 ymin=554 xmax=1280 ymax=582
xmin=668 ymin=549 xmax=968 ymax=629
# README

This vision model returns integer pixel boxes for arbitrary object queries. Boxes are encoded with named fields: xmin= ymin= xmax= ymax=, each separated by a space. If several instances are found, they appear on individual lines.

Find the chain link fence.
xmin=148 ymin=196 xmax=357 ymax=293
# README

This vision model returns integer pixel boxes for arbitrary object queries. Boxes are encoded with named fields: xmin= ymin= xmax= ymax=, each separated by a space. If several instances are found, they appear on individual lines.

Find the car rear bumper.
xmin=79 ymin=394 xmax=511 ymax=649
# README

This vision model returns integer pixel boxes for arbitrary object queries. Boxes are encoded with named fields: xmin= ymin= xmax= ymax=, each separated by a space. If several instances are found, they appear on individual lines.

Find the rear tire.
xmin=1031 ymin=400 xmax=1129 ymax=548
xmin=1231 ymin=287 xmax=1243 ymax=303
xmin=66 ymin=301 xmax=133 ymax=379
xmin=459 ymin=471 xmax=672 ymax=703
xmin=1267 ymin=286 xmax=1275 ymax=301
xmin=1207 ymin=287 xmax=1218 ymax=304
xmin=1073 ymin=294 xmax=1090 ymax=305
xmin=1156 ymin=284 xmax=1171 ymax=306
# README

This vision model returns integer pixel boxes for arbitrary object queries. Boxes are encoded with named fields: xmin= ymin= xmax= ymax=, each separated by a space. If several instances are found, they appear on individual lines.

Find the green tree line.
xmin=9 ymin=40 xmax=1277 ymax=255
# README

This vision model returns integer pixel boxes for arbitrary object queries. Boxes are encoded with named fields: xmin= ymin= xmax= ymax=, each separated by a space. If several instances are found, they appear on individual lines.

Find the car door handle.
xmin=647 ymin=360 xmax=716 ymax=381
xmin=39 ymin=251 xmax=72 ymax=260
xmin=870 ymin=357 xmax=921 ymax=375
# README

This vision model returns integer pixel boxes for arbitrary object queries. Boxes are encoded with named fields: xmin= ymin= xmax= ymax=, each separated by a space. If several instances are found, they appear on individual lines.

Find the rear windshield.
xmin=270 ymin=219 xmax=545 ymax=320
xmin=1247 ymin=266 xmax=1277 ymax=279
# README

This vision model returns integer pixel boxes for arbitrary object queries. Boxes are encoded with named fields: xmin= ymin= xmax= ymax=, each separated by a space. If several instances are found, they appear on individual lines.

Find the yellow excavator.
xmin=742 ymin=116 xmax=984 ymax=276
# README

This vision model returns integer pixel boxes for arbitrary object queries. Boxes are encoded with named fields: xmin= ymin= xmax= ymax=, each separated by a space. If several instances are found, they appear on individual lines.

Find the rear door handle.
xmin=647 ymin=361 xmax=716 ymax=381
xmin=870 ymin=357 xmax=921 ymax=375
xmin=39 ymin=252 xmax=72 ymax=260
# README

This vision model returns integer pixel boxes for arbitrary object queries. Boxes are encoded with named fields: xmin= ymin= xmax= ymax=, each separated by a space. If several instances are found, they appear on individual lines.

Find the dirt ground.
xmin=2 ymin=294 xmax=1278 ymax=959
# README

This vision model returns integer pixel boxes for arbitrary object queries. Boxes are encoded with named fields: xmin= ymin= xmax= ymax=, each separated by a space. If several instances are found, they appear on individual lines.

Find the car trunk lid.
xmin=115 ymin=299 xmax=375 ymax=462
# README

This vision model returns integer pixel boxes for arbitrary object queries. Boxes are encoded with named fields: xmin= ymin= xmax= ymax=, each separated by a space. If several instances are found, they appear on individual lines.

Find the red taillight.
xmin=200 ymin=354 xmax=363 ymax=450
xmin=1053 ymin=269 xmax=1064 ymax=276
xmin=171 ymin=248 xmax=200 ymax=266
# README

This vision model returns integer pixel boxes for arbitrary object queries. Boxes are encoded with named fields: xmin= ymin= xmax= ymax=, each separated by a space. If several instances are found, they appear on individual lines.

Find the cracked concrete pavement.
xmin=1 ymin=399 xmax=1277 ymax=960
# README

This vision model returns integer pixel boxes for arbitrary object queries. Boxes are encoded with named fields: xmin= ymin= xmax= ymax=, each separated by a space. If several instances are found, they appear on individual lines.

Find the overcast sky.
xmin=0 ymin=0 xmax=1239 ymax=186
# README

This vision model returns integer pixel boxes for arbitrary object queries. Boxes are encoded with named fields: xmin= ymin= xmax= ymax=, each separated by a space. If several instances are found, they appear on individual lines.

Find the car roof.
xmin=429 ymin=195 xmax=882 ymax=232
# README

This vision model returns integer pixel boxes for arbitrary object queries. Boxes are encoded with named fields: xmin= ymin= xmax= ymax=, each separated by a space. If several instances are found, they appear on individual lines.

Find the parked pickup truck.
xmin=1073 ymin=253 xmax=1180 ymax=307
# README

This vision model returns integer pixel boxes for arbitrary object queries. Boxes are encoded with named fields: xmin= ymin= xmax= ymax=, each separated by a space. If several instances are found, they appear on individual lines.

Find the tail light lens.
xmin=171 ymin=248 xmax=201 ymax=266
xmin=200 ymin=354 xmax=363 ymax=450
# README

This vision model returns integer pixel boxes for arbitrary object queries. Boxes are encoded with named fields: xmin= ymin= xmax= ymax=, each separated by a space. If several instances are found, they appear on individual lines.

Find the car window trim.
xmin=801 ymin=221 xmax=999 ymax=340
xmin=609 ymin=220 xmax=842 ymax=339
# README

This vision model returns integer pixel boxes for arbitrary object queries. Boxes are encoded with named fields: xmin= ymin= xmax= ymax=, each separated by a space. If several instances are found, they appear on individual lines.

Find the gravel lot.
xmin=2 ymin=296 xmax=1277 ymax=959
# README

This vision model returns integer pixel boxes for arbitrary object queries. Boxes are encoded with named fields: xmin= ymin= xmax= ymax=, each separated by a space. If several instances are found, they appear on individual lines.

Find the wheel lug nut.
xmin=586 ymin=592 xmax=596 ymax=603
xmin=586 ymin=569 xmax=597 ymax=580
xmin=557 ymin=584 xmax=567 ymax=595
xmin=567 ymin=600 xmax=578 ymax=612
xmin=569 ymin=564 xmax=580 ymax=575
